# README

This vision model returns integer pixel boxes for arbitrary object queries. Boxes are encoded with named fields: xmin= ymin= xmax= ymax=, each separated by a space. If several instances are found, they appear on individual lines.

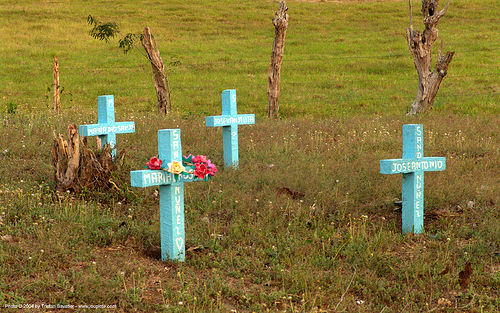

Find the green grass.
xmin=0 ymin=0 xmax=499 ymax=312
xmin=0 ymin=0 xmax=498 ymax=116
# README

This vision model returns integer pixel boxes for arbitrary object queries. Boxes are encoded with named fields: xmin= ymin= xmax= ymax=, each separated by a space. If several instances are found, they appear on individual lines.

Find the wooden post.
xmin=141 ymin=27 xmax=171 ymax=114
xmin=53 ymin=56 xmax=60 ymax=113
xmin=268 ymin=1 xmax=288 ymax=119
xmin=406 ymin=0 xmax=454 ymax=115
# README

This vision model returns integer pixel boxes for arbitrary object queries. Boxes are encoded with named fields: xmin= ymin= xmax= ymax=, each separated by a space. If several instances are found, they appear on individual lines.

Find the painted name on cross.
xmin=174 ymin=185 xmax=182 ymax=250
xmin=386 ymin=159 xmax=445 ymax=173
xmin=85 ymin=124 xmax=135 ymax=136
xmin=209 ymin=115 xmax=255 ymax=127
xmin=131 ymin=170 xmax=198 ymax=187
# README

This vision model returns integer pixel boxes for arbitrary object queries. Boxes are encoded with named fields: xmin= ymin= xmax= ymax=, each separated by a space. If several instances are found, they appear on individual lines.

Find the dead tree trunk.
xmin=141 ymin=27 xmax=171 ymax=114
xmin=51 ymin=125 xmax=117 ymax=192
xmin=268 ymin=1 xmax=288 ymax=118
xmin=53 ymin=56 xmax=60 ymax=113
xmin=406 ymin=0 xmax=454 ymax=115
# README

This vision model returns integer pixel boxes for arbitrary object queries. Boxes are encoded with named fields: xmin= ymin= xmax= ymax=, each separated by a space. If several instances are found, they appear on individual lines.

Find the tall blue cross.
xmin=130 ymin=129 xmax=206 ymax=262
xmin=205 ymin=89 xmax=255 ymax=168
xmin=79 ymin=95 xmax=135 ymax=158
xmin=380 ymin=124 xmax=446 ymax=234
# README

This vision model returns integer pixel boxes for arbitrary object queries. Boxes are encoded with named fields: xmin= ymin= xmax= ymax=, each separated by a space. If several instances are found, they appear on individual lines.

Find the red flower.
xmin=194 ymin=162 xmax=210 ymax=179
xmin=146 ymin=157 xmax=162 ymax=170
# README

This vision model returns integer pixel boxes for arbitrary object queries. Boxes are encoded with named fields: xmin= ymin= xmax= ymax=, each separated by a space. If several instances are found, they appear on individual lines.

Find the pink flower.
xmin=207 ymin=159 xmax=218 ymax=176
xmin=192 ymin=155 xmax=208 ymax=164
xmin=194 ymin=162 xmax=210 ymax=179
xmin=146 ymin=157 xmax=162 ymax=170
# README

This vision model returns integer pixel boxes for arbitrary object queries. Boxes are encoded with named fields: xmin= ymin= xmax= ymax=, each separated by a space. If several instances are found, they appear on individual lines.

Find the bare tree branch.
xmin=437 ymin=0 xmax=451 ymax=18
xmin=141 ymin=27 xmax=171 ymax=114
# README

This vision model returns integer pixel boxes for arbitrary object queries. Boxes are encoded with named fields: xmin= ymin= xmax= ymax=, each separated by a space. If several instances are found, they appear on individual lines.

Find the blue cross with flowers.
xmin=130 ymin=129 xmax=213 ymax=261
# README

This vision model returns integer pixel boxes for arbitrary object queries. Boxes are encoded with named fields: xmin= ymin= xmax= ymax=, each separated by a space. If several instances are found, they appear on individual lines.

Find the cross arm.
xmin=131 ymin=170 xmax=206 ymax=188
xmin=380 ymin=157 xmax=446 ymax=174
xmin=206 ymin=114 xmax=255 ymax=127
xmin=79 ymin=122 xmax=135 ymax=136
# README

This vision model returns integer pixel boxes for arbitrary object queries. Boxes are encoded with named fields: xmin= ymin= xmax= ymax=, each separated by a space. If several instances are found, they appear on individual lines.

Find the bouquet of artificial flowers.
xmin=146 ymin=154 xmax=217 ymax=179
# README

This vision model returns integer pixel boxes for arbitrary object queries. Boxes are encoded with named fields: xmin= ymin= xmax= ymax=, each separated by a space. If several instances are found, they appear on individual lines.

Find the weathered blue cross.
xmin=79 ymin=95 xmax=135 ymax=158
xmin=380 ymin=124 xmax=446 ymax=234
xmin=205 ymin=89 xmax=255 ymax=168
xmin=130 ymin=129 xmax=206 ymax=262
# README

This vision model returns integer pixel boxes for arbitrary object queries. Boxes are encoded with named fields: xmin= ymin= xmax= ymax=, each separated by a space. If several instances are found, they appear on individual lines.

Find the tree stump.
xmin=51 ymin=124 xmax=117 ymax=192
xmin=406 ymin=0 xmax=454 ymax=115
xmin=268 ymin=1 xmax=288 ymax=119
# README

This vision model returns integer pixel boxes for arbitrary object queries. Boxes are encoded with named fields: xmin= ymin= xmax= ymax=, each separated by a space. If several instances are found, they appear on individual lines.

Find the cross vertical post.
xmin=97 ymin=95 xmax=116 ymax=153
xmin=380 ymin=124 xmax=446 ymax=234
xmin=79 ymin=95 xmax=135 ymax=158
xmin=158 ymin=130 xmax=185 ymax=261
xmin=130 ymin=129 xmax=206 ymax=262
xmin=206 ymin=89 xmax=255 ymax=168
xmin=222 ymin=90 xmax=238 ymax=168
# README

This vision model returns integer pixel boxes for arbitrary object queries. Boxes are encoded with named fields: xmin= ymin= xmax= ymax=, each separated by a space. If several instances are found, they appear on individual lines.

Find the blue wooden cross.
xmin=380 ymin=124 xmax=446 ymax=234
xmin=79 ymin=95 xmax=135 ymax=158
xmin=206 ymin=89 xmax=255 ymax=168
xmin=130 ymin=129 xmax=205 ymax=262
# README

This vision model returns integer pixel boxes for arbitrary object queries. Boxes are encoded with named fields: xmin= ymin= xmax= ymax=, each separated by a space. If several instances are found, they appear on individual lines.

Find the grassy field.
xmin=0 ymin=0 xmax=498 ymax=116
xmin=0 ymin=0 xmax=499 ymax=312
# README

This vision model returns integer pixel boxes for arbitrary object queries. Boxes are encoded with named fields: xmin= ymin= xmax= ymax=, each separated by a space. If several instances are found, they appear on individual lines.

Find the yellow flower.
xmin=167 ymin=161 xmax=185 ymax=175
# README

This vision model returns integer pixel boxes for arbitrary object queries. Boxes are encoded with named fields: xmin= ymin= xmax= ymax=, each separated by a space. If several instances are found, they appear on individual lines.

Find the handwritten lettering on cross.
xmin=79 ymin=95 xmax=135 ymax=157
xmin=206 ymin=89 xmax=255 ymax=168
xmin=130 ymin=129 xmax=206 ymax=262
xmin=380 ymin=124 xmax=446 ymax=234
